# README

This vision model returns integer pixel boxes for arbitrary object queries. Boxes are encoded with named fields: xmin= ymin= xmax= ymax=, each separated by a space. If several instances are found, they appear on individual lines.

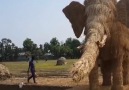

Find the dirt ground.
xmin=0 ymin=76 xmax=129 ymax=90
xmin=0 ymin=77 xmax=87 ymax=90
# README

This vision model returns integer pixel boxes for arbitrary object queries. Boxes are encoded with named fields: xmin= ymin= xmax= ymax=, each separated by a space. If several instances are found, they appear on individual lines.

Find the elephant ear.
xmin=117 ymin=0 xmax=129 ymax=28
xmin=63 ymin=1 xmax=85 ymax=38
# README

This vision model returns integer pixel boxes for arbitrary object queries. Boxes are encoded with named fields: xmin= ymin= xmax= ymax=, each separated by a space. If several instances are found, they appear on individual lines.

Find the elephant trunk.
xmin=72 ymin=28 xmax=107 ymax=82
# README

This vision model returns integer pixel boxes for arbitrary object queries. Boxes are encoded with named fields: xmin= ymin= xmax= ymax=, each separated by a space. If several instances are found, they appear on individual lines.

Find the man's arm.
xmin=28 ymin=62 xmax=30 ymax=73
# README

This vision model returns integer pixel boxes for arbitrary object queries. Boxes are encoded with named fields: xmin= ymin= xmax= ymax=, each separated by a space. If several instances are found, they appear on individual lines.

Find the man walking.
xmin=27 ymin=55 xmax=36 ymax=83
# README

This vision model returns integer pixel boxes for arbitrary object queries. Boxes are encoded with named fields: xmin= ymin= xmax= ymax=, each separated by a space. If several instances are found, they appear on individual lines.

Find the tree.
xmin=39 ymin=44 xmax=43 ymax=50
xmin=32 ymin=48 xmax=42 ymax=60
xmin=43 ymin=42 xmax=50 ymax=53
xmin=72 ymin=39 xmax=81 ymax=58
xmin=60 ymin=44 xmax=72 ymax=58
xmin=0 ymin=42 xmax=3 ymax=61
xmin=1 ymin=38 xmax=12 ymax=60
xmin=50 ymin=37 xmax=60 ymax=46
xmin=50 ymin=45 xmax=60 ymax=58
xmin=23 ymin=38 xmax=34 ymax=52
xmin=65 ymin=38 xmax=73 ymax=48
xmin=42 ymin=37 xmax=81 ymax=59
xmin=0 ymin=38 xmax=18 ymax=61
xmin=49 ymin=38 xmax=60 ymax=58
xmin=65 ymin=38 xmax=81 ymax=58
xmin=2 ymin=38 xmax=12 ymax=46
xmin=13 ymin=46 xmax=19 ymax=60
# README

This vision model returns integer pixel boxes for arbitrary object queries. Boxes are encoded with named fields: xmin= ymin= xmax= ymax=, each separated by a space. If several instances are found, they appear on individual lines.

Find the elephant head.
xmin=63 ymin=0 xmax=117 ymax=82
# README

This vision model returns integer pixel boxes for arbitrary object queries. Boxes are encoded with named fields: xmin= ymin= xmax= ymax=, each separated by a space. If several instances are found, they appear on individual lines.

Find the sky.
xmin=0 ymin=0 xmax=120 ymax=48
xmin=0 ymin=0 xmax=84 ymax=48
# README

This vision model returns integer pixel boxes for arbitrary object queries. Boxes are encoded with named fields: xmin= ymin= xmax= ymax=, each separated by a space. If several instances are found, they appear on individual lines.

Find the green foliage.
xmin=32 ymin=48 xmax=43 ymax=59
xmin=43 ymin=37 xmax=81 ymax=59
xmin=50 ymin=45 xmax=60 ymax=57
xmin=60 ymin=45 xmax=69 ymax=56
xmin=65 ymin=38 xmax=81 ymax=58
xmin=0 ymin=38 xmax=18 ymax=61
xmin=65 ymin=38 xmax=73 ymax=48
xmin=49 ymin=38 xmax=60 ymax=58
xmin=44 ymin=42 xmax=51 ymax=53
xmin=23 ymin=38 xmax=35 ymax=52
xmin=0 ymin=37 xmax=82 ymax=61
xmin=50 ymin=37 xmax=60 ymax=46
xmin=23 ymin=38 xmax=43 ymax=58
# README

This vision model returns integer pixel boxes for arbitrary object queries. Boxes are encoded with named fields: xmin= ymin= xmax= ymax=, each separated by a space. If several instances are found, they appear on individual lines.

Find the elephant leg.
xmin=101 ymin=60 xmax=112 ymax=86
xmin=123 ymin=55 xmax=129 ymax=85
xmin=89 ymin=62 xmax=99 ymax=90
xmin=111 ymin=54 xmax=124 ymax=90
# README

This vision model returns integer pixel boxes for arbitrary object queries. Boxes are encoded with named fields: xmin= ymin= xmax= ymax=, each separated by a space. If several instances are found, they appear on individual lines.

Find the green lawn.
xmin=2 ymin=59 xmax=77 ymax=77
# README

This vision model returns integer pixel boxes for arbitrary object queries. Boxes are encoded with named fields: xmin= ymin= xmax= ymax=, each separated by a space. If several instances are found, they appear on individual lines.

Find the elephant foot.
xmin=89 ymin=85 xmax=99 ymax=90
xmin=102 ymin=73 xmax=112 ymax=86
xmin=102 ymin=81 xmax=111 ymax=86
xmin=123 ymin=80 xmax=129 ymax=85
xmin=111 ymin=85 xmax=124 ymax=90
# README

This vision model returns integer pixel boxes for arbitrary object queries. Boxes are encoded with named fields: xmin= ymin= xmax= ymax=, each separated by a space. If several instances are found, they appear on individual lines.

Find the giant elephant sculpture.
xmin=63 ymin=0 xmax=129 ymax=90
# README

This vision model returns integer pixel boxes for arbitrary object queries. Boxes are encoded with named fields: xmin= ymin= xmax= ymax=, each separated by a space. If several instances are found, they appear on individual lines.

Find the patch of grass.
xmin=36 ymin=59 xmax=76 ymax=71
xmin=2 ymin=59 xmax=77 ymax=77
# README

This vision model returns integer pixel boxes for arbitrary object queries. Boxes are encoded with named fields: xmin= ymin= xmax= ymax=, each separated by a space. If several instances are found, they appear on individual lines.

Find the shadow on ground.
xmin=0 ymin=84 xmax=72 ymax=90
xmin=0 ymin=84 xmax=129 ymax=90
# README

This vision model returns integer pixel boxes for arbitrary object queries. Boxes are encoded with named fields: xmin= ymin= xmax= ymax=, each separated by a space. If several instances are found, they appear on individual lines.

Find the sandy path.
xmin=0 ymin=77 xmax=129 ymax=90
